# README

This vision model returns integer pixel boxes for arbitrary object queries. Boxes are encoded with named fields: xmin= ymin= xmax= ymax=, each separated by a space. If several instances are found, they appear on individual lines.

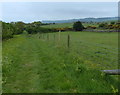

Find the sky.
xmin=1 ymin=2 xmax=118 ymax=23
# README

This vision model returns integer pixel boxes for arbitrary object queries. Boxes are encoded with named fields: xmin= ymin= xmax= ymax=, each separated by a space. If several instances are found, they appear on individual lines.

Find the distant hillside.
xmin=42 ymin=17 xmax=118 ymax=23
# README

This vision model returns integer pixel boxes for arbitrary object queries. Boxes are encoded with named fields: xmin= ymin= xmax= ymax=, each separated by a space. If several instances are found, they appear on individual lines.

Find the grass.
xmin=41 ymin=23 xmax=98 ymax=29
xmin=41 ymin=23 xmax=74 ymax=28
xmin=2 ymin=31 xmax=119 ymax=93
xmin=0 ymin=41 xmax=2 ymax=94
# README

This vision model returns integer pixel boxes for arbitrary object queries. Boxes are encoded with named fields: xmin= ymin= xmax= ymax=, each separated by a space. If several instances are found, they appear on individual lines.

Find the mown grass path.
xmin=2 ymin=33 xmax=119 ymax=93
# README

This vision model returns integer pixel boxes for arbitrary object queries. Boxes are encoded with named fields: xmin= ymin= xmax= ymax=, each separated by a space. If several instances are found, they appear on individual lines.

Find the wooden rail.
xmin=101 ymin=69 xmax=120 ymax=75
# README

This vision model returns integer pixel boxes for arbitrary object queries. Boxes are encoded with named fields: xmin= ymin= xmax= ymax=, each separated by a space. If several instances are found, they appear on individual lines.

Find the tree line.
xmin=2 ymin=20 xmax=120 ymax=40
xmin=2 ymin=21 xmax=25 ymax=40
xmin=2 ymin=21 xmax=58 ymax=40
xmin=85 ymin=21 xmax=120 ymax=30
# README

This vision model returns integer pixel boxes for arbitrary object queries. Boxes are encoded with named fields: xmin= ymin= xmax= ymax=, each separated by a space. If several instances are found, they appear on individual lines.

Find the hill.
xmin=42 ymin=17 xmax=118 ymax=23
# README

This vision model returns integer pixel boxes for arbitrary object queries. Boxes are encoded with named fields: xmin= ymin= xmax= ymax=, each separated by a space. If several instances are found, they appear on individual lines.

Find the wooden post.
xmin=68 ymin=34 xmax=70 ymax=48
xmin=101 ymin=69 xmax=120 ymax=75
xmin=59 ymin=30 xmax=61 ymax=41
xmin=39 ymin=34 xmax=41 ymax=39
xmin=54 ymin=34 xmax=55 ymax=41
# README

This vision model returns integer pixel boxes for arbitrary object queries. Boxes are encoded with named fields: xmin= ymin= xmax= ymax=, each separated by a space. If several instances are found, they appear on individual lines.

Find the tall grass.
xmin=2 ymin=32 xmax=119 ymax=93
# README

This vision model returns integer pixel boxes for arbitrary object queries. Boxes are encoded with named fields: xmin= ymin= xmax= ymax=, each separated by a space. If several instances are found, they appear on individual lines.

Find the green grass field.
xmin=41 ymin=23 xmax=74 ymax=28
xmin=2 ymin=31 xmax=119 ymax=93
xmin=0 ymin=41 xmax=2 ymax=94
xmin=41 ymin=23 xmax=98 ymax=28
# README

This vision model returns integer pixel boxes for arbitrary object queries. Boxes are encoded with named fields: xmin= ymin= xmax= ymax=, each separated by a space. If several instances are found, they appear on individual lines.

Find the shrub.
xmin=13 ymin=21 xmax=25 ymax=34
xmin=2 ymin=22 xmax=14 ymax=40
xmin=86 ymin=26 xmax=96 ymax=29
xmin=73 ymin=21 xmax=84 ymax=31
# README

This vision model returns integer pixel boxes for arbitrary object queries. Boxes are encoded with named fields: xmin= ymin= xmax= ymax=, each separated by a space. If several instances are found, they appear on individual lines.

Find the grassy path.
xmin=2 ymin=33 xmax=119 ymax=93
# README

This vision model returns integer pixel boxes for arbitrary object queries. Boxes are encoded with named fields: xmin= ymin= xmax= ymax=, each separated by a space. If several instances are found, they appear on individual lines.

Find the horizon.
xmin=1 ymin=2 xmax=118 ymax=23
xmin=42 ymin=16 xmax=117 ymax=21
xmin=0 ymin=16 xmax=118 ymax=23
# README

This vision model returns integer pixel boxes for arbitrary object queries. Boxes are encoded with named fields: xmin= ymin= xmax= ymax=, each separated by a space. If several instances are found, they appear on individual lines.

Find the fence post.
xmin=68 ymin=34 xmax=70 ymax=48
xmin=59 ymin=30 xmax=61 ymax=41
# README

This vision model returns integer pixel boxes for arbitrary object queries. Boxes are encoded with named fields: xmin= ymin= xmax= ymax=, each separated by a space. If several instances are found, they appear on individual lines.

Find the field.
xmin=0 ymin=41 xmax=2 ymax=94
xmin=41 ymin=23 xmax=98 ymax=28
xmin=2 ymin=31 xmax=119 ymax=93
xmin=41 ymin=23 xmax=74 ymax=28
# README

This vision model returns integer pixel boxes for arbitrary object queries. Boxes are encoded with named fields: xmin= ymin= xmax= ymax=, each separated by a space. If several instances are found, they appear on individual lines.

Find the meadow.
xmin=2 ymin=31 xmax=119 ymax=93
xmin=0 ymin=41 xmax=2 ymax=94
xmin=41 ymin=23 xmax=98 ymax=29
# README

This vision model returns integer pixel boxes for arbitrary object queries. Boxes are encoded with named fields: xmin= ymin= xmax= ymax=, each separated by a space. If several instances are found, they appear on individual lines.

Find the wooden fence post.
xmin=39 ymin=33 xmax=41 ymax=39
xmin=59 ymin=30 xmax=61 ymax=41
xmin=68 ymin=34 xmax=70 ymax=48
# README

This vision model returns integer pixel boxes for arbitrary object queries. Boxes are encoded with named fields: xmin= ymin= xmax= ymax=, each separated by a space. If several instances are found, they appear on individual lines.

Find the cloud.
xmin=1 ymin=2 xmax=118 ymax=22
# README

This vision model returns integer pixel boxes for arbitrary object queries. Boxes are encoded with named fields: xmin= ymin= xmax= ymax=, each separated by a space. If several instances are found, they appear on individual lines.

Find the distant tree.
xmin=2 ymin=22 xmax=14 ymax=39
xmin=14 ymin=21 xmax=25 ymax=34
xmin=73 ymin=21 xmax=84 ymax=31
xmin=99 ymin=23 xmax=105 ymax=28
xmin=90 ymin=21 xmax=93 ymax=24
xmin=98 ymin=23 xmax=108 ymax=29
xmin=31 ymin=21 xmax=42 ymax=27
xmin=110 ymin=21 xmax=115 ymax=25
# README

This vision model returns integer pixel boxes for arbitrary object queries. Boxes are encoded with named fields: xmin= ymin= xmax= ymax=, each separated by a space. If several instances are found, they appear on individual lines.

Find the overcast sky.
xmin=1 ymin=2 xmax=118 ymax=23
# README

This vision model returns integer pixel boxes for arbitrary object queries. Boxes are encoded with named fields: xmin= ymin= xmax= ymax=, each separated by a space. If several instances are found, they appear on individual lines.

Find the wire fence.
xmin=35 ymin=32 xmax=118 ymax=69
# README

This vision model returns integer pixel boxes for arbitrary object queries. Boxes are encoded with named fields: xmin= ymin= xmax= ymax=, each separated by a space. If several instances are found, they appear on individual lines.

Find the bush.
xmin=2 ymin=21 xmax=25 ymax=40
xmin=26 ymin=25 xmax=54 ymax=34
xmin=98 ymin=23 xmax=108 ymax=29
xmin=13 ymin=21 xmax=25 ymax=34
xmin=2 ymin=22 xmax=14 ymax=40
xmin=73 ymin=21 xmax=84 ymax=31
xmin=110 ymin=21 xmax=115 ymax=25
xmin=86 ymin=26 xmax=96 ymax=29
